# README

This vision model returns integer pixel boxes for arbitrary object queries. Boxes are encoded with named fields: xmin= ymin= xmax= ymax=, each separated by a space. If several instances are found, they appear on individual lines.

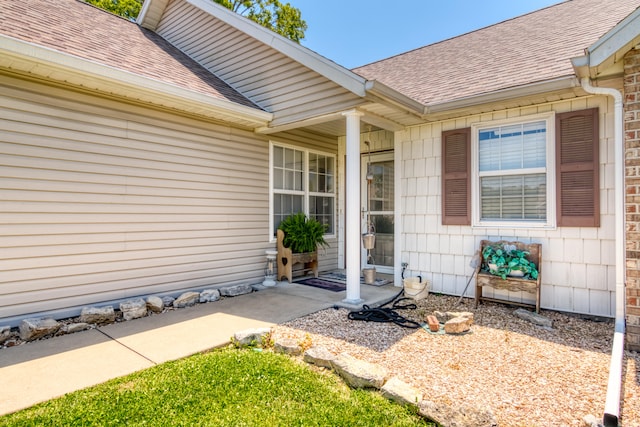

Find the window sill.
xmin=473 ymin=221 xmax=556 ymax=230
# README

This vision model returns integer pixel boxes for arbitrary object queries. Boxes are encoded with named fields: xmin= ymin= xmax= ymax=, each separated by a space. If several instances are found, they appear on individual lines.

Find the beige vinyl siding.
xmin=154 ymin=0 xmax=364 ymax=126
xmin=0 ymin=75 xmax=338 ymax=323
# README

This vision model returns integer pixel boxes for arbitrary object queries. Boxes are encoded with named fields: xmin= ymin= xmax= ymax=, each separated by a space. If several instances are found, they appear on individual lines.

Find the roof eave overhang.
xmin=255 ymin=80 xmax=424 ymax=134
xmin=364 ymin=80 xmax=426 ymax=115
xmin=0 ymin=35 xmax=273 ymax=127
xmin=572 ymin=7 xmax=640 ymax=79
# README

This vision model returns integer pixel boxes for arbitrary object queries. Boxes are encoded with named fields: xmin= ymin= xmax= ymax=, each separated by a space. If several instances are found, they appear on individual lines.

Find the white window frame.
xmin=269 ymin=141 xmax=336 ymax=241
xmin=471 ymin=113 xmax=556 ymax=229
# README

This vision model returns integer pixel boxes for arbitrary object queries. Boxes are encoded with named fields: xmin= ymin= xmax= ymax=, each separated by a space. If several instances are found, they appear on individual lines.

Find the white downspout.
xmin=579 ymin=77 xmax=626 ymax=426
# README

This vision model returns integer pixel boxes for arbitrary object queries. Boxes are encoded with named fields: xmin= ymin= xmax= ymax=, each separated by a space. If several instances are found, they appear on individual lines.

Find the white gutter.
xmin=579 ymin=77 xmax=626 ymax=427
xmin=0 ymin=35 xmax=273 ymax=126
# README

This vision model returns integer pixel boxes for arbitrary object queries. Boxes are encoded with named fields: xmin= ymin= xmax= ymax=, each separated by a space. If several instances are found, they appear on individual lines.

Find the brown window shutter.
xmin=556 ymin=108 xmax=599 ymax=227
xmin=442 ymin=128 xmax=471 ymax=225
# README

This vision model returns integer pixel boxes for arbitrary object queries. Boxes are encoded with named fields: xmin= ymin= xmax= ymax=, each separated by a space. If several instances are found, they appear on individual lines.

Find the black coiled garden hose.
xmin=347 ymin=290 xmax=421 ymax=329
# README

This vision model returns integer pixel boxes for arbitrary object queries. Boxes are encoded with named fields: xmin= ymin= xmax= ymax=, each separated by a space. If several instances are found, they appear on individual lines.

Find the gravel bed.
xmin=272 ymin=294 xmax=640 ymax=426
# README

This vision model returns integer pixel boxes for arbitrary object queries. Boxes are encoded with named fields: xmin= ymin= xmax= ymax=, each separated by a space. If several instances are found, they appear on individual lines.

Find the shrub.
xmin=278 ymin=213 xmax=328 ymax=253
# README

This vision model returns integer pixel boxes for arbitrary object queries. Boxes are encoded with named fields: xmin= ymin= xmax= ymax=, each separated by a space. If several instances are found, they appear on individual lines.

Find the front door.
xmin=361 ymin=152 xmax=394 ymax=274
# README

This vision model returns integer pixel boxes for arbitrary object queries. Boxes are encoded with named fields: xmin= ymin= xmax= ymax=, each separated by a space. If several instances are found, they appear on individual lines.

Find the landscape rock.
xmin=434 ymin=311 xmax=474 ymax=324
xmin=274 ymin=338 xmax=302 ymax=356
xmin=303 ymin=346 xmax=336 ymax=369
xmin=161 ymin=296 xmax=175 ymax=307
xmin=199 ymin=289 xmax=221 ymax=303
xmin=418 ymin=400 xmax=498 ymax=427
xmin=331 ymin=352 xmax=388 ymax=389
xmin=61 ymin=322 xmax=91 ymax=334
xmin=0 ymin=325 xmax=12 ymax=344
xmin=426 ymin=315 xmax=440 ymax=332
xmin=2 ymin=338 xmax=20 ymax=347
xmin=514 ymin=308 xmax=553 ymax=328
xmin=80 ymin=306 xmax=115 ymax=324
xmin=173 ymin=292 xmax=200 ymax=308
xmin=146 ymin=296 xmax=164 ymax=313
xmin=233 ymin=327 xmax=271 ymax=347
xmin=582 ymin=414 xmax=603 ymax=427
xmin=219 ymin=284 xmax=253 ymax=297
xmin=19 ymin=318 xmax=61 ymax=341
xmin=120 ymin=298 xmax=148 ymax=321
xmin=444 ymin=316 xmax=472 ymax=334
xmin=582 ymin=414 xmax=602 ymax=427
xmin=381 ymin=376 xmax=422 ymax=406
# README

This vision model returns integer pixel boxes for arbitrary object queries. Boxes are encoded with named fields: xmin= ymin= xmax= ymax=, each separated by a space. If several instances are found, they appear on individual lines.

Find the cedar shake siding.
xmin=400 ymin=97 xmax=615 ymax=316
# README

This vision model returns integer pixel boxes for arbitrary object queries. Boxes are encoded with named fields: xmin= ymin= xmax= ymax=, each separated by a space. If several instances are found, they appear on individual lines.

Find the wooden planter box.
xmin=276 ymin=229 xmax=318 ymax=283
xmin=475 ymin=240 xmax=542 ymax=313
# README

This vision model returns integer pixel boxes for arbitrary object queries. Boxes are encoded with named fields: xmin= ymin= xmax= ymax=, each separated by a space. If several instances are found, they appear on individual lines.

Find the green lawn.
xmin=1 ymin=347 xmax=434 ymax=426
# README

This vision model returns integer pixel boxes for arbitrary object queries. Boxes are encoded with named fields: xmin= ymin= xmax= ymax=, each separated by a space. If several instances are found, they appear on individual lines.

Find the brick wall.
xmin=624 ymin=49 xmax=640 ymax=351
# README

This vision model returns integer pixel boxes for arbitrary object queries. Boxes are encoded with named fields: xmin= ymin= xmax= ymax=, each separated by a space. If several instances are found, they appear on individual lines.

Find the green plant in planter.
xmin=278 ymin=212 xmax=328 ymax=254
xmin=481 ymin=243 xmax=539 ymax=280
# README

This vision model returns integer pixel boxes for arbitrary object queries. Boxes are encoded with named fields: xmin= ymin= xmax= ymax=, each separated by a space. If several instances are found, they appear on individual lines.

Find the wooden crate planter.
xmin=475 ymin=240 xmax=542 ymax=313
xmin=276 ymin=229 xmax=318 ymax=283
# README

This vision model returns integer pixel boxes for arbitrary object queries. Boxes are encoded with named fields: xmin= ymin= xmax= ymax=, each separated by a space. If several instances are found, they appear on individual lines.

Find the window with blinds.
xmin=441 ymin=109 xmax=599 ymax=228
xmin=478 ymin=121 xmax=547 ymax=222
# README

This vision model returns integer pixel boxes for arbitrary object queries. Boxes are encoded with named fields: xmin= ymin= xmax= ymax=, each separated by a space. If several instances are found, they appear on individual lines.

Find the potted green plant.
xmin=481 ymin=243 xmax=539 ymax=280
xmin=278 ymin=212 xmax=328 ymax=253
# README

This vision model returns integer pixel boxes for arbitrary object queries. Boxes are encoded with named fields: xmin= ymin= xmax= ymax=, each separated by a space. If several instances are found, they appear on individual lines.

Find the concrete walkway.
xmin=0 ymin=281 xmax=399 ymax=416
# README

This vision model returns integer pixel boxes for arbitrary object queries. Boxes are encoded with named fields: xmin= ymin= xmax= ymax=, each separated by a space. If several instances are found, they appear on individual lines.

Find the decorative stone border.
xmin=0 ymin=283 xmax=254 ymax=347
xmin=233 ymin=328 xmax=499 ymax=427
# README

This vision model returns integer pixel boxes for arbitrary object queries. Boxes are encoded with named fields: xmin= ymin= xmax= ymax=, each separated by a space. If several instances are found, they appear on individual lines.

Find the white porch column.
xmin=343 ymin=110 xmax=364 ymax=304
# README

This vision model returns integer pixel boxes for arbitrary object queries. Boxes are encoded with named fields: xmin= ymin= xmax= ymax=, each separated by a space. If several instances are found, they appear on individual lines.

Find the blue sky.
xmin=288 ymin=0 xmax=564 ymax=69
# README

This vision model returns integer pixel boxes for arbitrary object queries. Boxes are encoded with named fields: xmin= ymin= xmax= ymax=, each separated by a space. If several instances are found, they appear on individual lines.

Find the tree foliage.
xmin=86 ymin=0 xmax=142 ymax=21
xmin=213 ymin=0 xmax=306 ymax=42
xmin=87 ymin=0 xmax=306 ymax=43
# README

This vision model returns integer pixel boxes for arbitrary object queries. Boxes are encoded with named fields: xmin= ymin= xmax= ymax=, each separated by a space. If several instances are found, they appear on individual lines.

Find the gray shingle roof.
xmin=353 ymin=0 xmax=640 ymax=106
xmin=0 ymin=0 xmax=259 ymax=109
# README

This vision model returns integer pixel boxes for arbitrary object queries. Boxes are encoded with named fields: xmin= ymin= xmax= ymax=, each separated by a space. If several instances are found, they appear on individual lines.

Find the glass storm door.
xmin=361 ymin=152 xmax=394 ymax=274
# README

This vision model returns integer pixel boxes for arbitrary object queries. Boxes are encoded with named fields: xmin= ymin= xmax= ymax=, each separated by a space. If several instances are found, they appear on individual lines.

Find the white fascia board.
xmin=587 ymin=8 xmax=640 ymax=69
xmin=184 ymin=0 xmax=368 ymax=97
xmin=424 ymin=76 xmax=580 ymax=114
xmin=137 ymin=0 xmax=170 ymax=30
xmin=0 ymin=35 xmax=272 ymax=125
xmin=137 ymin=0 xmax=153 ymax=26
xmin=364 ymin=80 xmax=425 ymax=116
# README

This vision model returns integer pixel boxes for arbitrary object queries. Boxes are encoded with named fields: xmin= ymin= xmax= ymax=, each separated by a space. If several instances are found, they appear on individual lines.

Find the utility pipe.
xmin=579 ymin=77 xmax=626 ymax=427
